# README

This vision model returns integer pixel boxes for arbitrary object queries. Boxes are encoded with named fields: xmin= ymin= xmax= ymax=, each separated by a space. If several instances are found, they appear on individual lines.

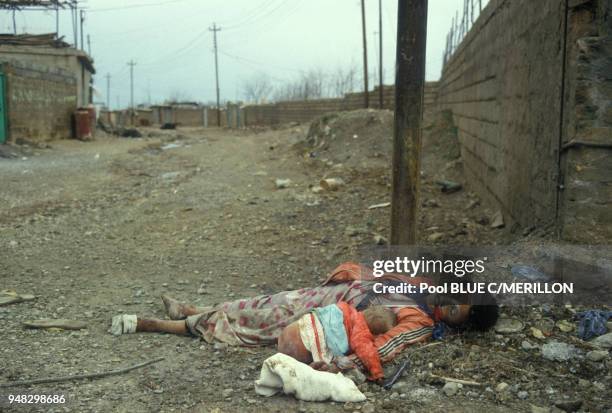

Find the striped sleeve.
xmin=349 ymin=307 xmax=434 ymax=368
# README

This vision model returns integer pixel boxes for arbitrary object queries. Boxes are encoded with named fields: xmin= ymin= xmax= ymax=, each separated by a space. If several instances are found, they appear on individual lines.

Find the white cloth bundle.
xmin=254 ymin=353 xmax=366 ymax=402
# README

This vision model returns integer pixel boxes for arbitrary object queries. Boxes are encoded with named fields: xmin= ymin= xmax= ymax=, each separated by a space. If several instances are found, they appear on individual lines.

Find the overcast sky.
xmin=3 ymin=0 xmax=485 ymax=108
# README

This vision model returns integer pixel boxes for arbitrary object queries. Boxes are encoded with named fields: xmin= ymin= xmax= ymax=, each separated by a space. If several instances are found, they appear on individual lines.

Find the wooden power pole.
xmin=105 ymin=73 xmax=111 ymax=110
xmin=390 ymin=0 xmax=428 ymax=245
xmin=360 ymin=0 xmax=369 ymax=108
xmin=209 ymin=23 xmax=222 ymax=127
xmin=378 ymin=0 xmax=383 ymax=108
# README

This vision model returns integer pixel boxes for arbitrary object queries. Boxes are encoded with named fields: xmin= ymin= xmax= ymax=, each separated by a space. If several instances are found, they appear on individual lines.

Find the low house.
xmin=0 ymin=33 xmax=95 ymax=144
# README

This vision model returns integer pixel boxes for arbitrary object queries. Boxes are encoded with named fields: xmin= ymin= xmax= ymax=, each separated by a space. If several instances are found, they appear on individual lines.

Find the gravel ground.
xmin=0 ymin=115 xmax=609 ymax=413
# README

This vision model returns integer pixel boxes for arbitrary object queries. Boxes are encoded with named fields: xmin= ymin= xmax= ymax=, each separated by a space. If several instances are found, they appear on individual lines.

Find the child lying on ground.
xmin=277 ymin=302 xmax=397 ymax=382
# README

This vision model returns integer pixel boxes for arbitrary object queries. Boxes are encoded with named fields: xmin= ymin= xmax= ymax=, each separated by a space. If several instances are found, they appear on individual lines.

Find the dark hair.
xmin=467 ymin=303 xmax=500 ymax=331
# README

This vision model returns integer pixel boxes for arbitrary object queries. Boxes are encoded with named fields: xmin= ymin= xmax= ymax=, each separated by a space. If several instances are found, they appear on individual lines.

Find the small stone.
xmin=495 ymin=382 xmax=510 ymax=393
xmin=530 ymin=406 xmax=551 ymax=413
xmin=554 ymin=399 xmax=582 ymax=412
xmin=222 ymin=388 xmax=233 ymax=398
xmin=442 ymin=381 xmax=460 ymax=396
xmin=214 ymin=342 xmax=228 ymax=351
xmin=275 ymin=179 xmax=291 ymax=189
xmin=491 ymin=210 xmax=505 ymax=228
xmin=518 ymin=391 xmax=529 ymax=400
xmin=373 ymin=234 xmax=388 ymax=245
xmin=591 ymin=332 xmax=612 ymax=349
xmin=495 ymin=317 xmax=524 ymax=334
xmin=362 ymin=403 xmax=375 ymax=413
xmin=577 ymin=379 xmax=590 ymax=388
xmin=541 ymin=341 xmax=576 ymax=362
xmin=197 ymin=283 xmax=207 ymax=294
xmin=522 ymin=340 xmax=538 ymax=350
xmin=586 ymin=350 xmax=608 ymax=362
xmin=427 ymin=232 xmax=444 ymax=242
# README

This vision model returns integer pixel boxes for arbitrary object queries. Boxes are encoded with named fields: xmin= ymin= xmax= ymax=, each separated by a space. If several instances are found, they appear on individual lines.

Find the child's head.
xmin=362 ymin=306 xmax=397 ymax=335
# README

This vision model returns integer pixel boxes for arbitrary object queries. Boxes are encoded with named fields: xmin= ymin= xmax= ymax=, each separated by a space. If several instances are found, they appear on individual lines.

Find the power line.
xmin=87 ymin=0 xmax=189 ymax=13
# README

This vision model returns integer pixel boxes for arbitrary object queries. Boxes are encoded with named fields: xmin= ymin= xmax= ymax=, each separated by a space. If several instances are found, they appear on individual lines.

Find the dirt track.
xmin=0 ymin=121 xmax=608 ymax=413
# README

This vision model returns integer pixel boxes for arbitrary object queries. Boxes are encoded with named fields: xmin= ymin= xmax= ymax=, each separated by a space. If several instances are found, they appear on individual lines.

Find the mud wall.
xmin=174 ymin=107 xmax=205 ymax=126
xmin=243 ymin=83 xmax=439 ymax=126
xmin=2 ymin=62 xmax=77 ymax=142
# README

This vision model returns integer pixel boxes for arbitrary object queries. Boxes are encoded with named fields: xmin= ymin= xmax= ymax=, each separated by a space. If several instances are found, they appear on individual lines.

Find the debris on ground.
xmin=0 ymin=290 xmax=35 ymax=306
xmin=119 ymin=127 xmax=143 ymax=138
xmin=319 ymin=177 xmax=344 ymax=191
xmin=23 ymin=319 xmax=87 ymax=330
xmin=275 ymin=178 xmax=291 ymax=189
xmin=541 ymin=341 xmax=577 ymax=362
xmin=491 ymin=210 xmax=505 ymax=228
xmin=436 ymin=179 xmax=463 ymax=193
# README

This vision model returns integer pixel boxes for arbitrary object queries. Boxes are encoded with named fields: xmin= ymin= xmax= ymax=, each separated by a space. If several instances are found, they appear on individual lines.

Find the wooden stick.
xmin=429 ymin=373 xmax=482 ymax=386
xmin=0 ymin=357 xmax=165 ymax=388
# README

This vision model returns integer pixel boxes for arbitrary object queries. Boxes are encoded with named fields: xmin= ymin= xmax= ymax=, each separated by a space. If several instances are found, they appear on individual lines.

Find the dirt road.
xmin=0 ymin=123 xmax=606 ymax=412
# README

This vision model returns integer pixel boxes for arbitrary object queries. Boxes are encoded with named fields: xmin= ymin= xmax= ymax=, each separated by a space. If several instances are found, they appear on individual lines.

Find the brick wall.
xmin=437 ymin=0 xmax=566 ymax=232
xmin=3 ymin=62 xmax=77 ymax=142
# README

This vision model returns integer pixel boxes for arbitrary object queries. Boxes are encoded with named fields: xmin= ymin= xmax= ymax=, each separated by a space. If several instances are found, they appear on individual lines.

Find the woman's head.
xmin=436 ymin=291 xmax=500 ymax=331
xmin=362 ymin=306 xmax=398 ymax=335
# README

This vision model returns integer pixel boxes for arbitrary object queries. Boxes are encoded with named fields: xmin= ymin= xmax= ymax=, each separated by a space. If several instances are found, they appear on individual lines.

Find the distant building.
xmin=0 ymin=33 xmax=95 ymax=144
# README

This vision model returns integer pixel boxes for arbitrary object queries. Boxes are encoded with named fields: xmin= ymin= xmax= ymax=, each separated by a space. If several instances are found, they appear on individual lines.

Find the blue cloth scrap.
xmin=576 ymin=310 xmax=612 ymax=340
xmin=432 ymin=322 xmax=449 ymax=340
xmin=314 ymin=304 xmax=349 ymax=357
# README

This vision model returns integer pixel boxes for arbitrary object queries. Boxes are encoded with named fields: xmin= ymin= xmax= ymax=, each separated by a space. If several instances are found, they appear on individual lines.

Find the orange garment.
xmin=327 ymin=263 xmax=435 ymax=365
xmin=336 ymin=301 xmax=384 ymax=381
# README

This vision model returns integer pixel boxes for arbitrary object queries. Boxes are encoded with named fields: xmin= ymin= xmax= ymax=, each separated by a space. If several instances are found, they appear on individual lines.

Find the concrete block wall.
xmin=2 ymin=62 xmax=77 ymax=142
xmin=437 ymin=0 xmax=566 ymax=232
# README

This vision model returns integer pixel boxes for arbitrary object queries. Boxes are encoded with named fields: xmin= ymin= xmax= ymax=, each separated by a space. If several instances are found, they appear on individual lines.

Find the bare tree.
xmin=242 ymin=73 xmax=273 ymax=103
xmin=330 ymin=64 xmax=358 ymax=97
xmin=166 ymin=90 xmax=193 ymax=105
xmin=272 ymin=68 xmax=328 ymax=102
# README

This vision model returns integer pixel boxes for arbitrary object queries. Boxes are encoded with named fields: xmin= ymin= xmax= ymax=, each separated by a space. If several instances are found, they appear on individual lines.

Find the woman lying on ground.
xmin=111 ymin=262 xmax=499 ymax=375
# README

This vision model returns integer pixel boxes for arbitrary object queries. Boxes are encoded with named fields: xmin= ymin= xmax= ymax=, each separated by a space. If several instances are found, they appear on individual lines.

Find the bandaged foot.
xmin=110 ymin=314 xmax=138 ymax=336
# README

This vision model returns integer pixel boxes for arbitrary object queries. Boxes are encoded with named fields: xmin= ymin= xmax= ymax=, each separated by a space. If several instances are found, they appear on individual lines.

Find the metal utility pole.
xmin=55 ymin=4 xmax=59 ymax=37
xmin=80 ymin=10 xmax=85 ymax=50
xmin=72 ymin=4 xmax=77 ymax=47
xmin=378 ymin=0 xmax=383 ymax=108
xmin=12 ymin=9 xmax=16 ymax=34
xmin=87 ymin=34 xmax=91 ymax=55
xmin=128 ymin=60 xmax=136 ymax=110
xmin=390 ymin=0 xmax=428 ymax=245
xmin=105 ymin=73 xmax=111 ymax=110
xmin=360 ymin=0 xmax=369 ymax=108
xmin=209 ymin=23 xmax=222 ymax=126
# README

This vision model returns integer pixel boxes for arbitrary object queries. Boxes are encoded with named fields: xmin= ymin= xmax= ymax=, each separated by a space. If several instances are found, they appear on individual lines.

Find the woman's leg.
xmin=136 ymin=318 xmax=189 ymax=335
xmin=162 ymin=295 xmax=210 ymax=320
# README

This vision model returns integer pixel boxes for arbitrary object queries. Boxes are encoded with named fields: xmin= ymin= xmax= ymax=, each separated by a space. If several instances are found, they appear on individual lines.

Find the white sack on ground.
xmin=254 ymin=353 xmax=366 ymax=402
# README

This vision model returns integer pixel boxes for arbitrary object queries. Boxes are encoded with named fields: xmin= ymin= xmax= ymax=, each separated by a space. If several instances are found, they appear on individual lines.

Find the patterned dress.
xmin=186 ymin=262 xmax=435 ymax=363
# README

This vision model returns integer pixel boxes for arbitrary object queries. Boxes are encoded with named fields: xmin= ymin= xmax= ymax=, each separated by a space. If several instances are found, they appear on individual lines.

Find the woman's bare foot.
xmin=162 ymin=295 xmax=186 ymax=320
